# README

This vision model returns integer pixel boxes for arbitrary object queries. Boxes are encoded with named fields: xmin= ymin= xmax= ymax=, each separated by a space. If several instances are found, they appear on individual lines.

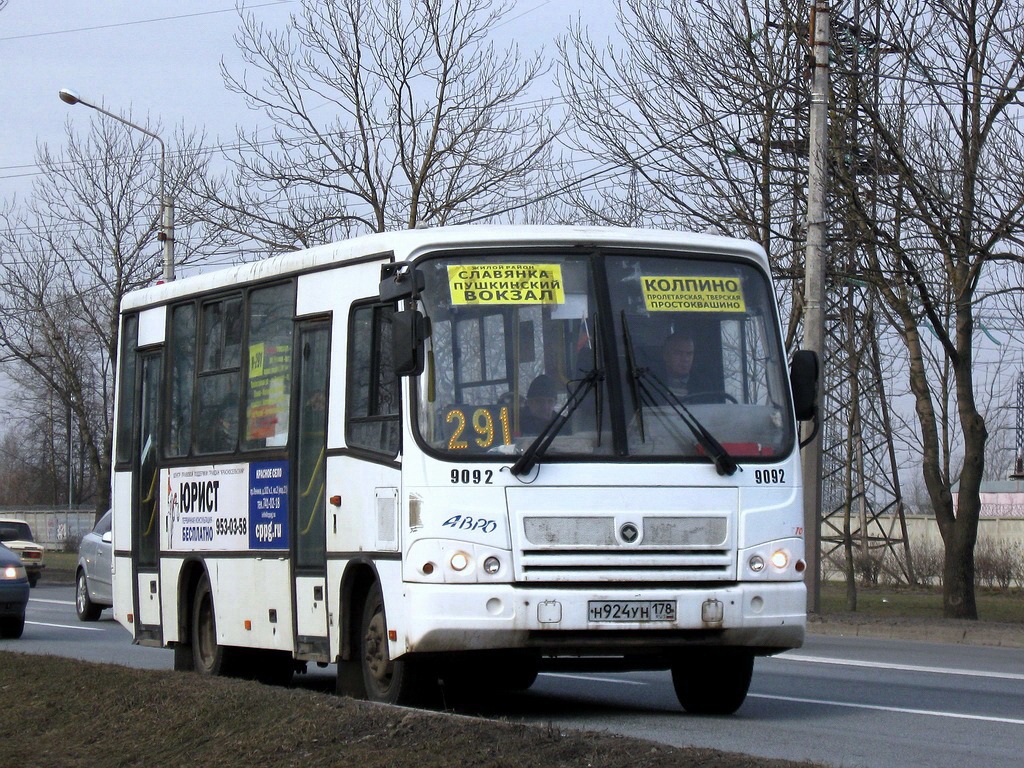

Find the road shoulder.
xmin=807 ymin=613 xmax=1023 ymax=648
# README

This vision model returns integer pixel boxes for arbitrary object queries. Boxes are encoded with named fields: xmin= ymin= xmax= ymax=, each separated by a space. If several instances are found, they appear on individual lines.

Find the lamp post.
xmin=59 ymin=88 xmax=175 ymax=282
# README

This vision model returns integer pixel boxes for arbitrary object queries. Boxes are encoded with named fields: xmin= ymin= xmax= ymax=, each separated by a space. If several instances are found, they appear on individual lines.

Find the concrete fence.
xmin=0 ymin=507 xmax=98 ymax=550
xmin=903 ymin=515 xmax=1024 ymax=549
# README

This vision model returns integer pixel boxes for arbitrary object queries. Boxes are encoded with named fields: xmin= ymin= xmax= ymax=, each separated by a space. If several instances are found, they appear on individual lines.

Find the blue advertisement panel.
xmin=249 ymin=460 xmax=289 ymax=550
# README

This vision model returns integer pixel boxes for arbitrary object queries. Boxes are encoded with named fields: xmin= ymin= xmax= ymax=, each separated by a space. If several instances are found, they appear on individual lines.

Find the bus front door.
xmin=293 ymin=322 xmax=330 ymax=660
xmin=133 ymin=351 xmax=163 ymax=642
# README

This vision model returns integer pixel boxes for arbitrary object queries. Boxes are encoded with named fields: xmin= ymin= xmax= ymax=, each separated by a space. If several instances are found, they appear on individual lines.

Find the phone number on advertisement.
xmin=215 ymin=517 xmax=248 ymax=536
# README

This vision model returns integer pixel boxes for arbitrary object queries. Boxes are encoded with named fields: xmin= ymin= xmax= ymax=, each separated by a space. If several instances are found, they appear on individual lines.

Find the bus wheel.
xmin=192 ymin=574 xmax=230 ymax=676
xmin=671 ymin=649 xmax=754 ymax=715
xmin=358 ymin=582 xmax=436 ymax=706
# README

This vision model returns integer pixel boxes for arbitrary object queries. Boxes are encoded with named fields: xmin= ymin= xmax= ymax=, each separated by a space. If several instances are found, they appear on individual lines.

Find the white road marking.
xmin=26 ymin=621 xmax=104 ymax=632
xmin=541 ymin=673 xmax=646 ymax=686
xmin=29 ymin=598 xmax=75 ymax=606
xmin=778 ymin=652 xmax=1024 ymax=682
xmin=543 ymin=664 xmax=1023 ymax=726
xmin=751 ymin=693 xmax=1024 ymax=726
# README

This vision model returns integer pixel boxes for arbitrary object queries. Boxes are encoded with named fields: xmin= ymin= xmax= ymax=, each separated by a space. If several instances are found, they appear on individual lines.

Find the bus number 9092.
xmin=450 ymin=469 xmax=493 ymax=485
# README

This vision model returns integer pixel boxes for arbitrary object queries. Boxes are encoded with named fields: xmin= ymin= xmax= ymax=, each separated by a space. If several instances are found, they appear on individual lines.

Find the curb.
xmin=807 ymin=617 xmax=1024 ymax=649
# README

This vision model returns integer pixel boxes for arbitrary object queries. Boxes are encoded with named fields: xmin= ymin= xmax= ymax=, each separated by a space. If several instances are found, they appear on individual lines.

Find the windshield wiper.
xmin=590 ymin=313 xmax=604 ymax=447
xmin=510 ymin=367 xmax=604 ymax=477
xmin=620 ymin=310 xmax=647 ymax=442
xmin=620 ymin=311 xmax=739 ymax=477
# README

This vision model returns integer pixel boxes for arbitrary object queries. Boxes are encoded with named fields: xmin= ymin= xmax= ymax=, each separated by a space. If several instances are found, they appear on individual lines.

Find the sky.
xmin=0 ymin=0 xmax=614 ymax=204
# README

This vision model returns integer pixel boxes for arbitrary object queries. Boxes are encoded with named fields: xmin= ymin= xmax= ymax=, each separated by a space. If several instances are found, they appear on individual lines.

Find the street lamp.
xmin=59 ymin=88 xmax=175 ymax=282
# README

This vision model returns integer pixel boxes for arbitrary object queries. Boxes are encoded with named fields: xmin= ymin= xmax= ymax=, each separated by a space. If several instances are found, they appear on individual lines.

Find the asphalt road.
xmin=6 ymin=584 xmax=1024 ymax=768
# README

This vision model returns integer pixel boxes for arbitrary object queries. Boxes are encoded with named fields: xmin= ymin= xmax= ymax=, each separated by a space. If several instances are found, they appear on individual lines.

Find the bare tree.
xmin=0 ymin=114 xmax=213 ymax=515
xmin=0 ymin=416 xmax=65 ymax=506
xmin=833 ymin=0 xmax=1024 ymax=618
xmin=558 ymin=0 xmax=810 ymax=341
xmin=191 ymin=0 xmax=558 ymax=252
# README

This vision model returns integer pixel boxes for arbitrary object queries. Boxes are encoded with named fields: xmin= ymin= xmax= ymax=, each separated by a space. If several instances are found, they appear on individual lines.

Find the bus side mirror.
xmin=379 ymin=263 xmax=425 ymax=302
xmin=392 ymin=309 xmax=430 ymax=377
xmin=790 ymin=350 xmax=819 ymax=422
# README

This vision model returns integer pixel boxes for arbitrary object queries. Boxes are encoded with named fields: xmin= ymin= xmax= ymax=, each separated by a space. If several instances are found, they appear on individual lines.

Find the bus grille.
xmin=515 ymin=514 xmax=734 ymax=581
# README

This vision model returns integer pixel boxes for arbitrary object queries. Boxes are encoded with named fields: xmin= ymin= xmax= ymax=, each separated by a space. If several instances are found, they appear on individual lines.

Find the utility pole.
xmin=802 ymin=2 xmax=831 ymax=614
xmin=1010 ymin=371 xmax=1024 ymax=480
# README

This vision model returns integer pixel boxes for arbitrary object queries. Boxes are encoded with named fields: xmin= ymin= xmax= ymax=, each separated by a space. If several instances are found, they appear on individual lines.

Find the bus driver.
xmin=661 ymin=332 xmax=695 ymax=396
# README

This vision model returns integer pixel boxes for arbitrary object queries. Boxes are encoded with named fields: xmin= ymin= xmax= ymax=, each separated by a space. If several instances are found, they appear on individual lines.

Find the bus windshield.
xmin=413 ymin=248 xmax=793 ymax=463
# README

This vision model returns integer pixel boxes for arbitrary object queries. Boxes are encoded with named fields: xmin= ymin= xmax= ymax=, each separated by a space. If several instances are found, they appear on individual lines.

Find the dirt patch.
xmin=1 ymin=652 xmax=823 ymax=768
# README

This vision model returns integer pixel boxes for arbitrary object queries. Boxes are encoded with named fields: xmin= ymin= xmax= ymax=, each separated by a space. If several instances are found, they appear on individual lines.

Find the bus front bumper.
xmin=397 ymin=580 xmax=805 ymax=658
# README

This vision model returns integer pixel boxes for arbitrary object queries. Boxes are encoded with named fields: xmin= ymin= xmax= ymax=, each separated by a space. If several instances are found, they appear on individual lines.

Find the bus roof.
xmin=120 ymin=224 xmax=769 ymax=311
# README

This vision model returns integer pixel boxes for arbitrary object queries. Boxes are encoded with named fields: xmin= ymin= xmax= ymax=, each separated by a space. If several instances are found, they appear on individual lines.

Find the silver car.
xmin=76 ymin=511 xmax=112 ymax=621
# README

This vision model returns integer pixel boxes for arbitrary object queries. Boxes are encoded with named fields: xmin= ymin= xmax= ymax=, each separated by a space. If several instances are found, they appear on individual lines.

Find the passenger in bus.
xmin=519 ymin=374 xmax=560 ymax=435
xmin=199 ymin=394 xmax=238 ymax=453
xmin=660 ymin=332 xmax=696 ymax=396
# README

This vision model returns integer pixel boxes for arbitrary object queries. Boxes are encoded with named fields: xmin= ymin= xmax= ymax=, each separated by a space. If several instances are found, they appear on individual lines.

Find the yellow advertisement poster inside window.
xmin=246 ymin=342 xmax=291 ymax=441
xmin=447 ymin=264 xmax=565 ymax=305
xmin=641 ymin=275 xmax=746 ymax=312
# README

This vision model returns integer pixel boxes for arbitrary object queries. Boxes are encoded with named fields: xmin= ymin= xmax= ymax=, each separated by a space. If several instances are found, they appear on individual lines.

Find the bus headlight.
xmin=405 ymin=540 xmax=512 ymax=583
xmin=741 ymin=539 xmax=803 ymax=580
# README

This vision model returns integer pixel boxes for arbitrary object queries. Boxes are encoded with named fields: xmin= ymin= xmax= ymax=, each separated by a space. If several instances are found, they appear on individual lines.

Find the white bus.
xmin=111 ymin=225 xmax=818 ymax=714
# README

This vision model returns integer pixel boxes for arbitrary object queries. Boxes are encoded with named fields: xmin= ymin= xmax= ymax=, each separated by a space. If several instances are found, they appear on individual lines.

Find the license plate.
xmin=588 ymin=600 xmax=676 ymax=623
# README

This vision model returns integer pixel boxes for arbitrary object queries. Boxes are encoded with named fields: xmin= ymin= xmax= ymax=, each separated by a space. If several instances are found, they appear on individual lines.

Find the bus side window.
xmin=346 ymin=302 xmax=400 ymax=456
xmin=242 ymin=283 xmax=295 ymax=450
xmin=195 ymin=296 xmax=243 ymax=455
xmin=166 ymin=304 xmax=196 ymax=458
xmin=114 ymin=314 xmax=139 ymax=467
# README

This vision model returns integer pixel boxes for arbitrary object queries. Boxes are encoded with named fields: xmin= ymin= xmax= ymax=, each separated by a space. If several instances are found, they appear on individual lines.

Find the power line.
xmin=0 ymin=1 xmax=293 ymax=42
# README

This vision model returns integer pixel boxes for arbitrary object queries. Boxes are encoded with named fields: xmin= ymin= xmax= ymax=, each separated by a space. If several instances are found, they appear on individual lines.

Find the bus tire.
xmin=357 ymin=582 xmax=437 ymax=706
xmin=671 ymin=649 xmax=754 ymax=715
xmin=191 ymin=573 xmax=233 ymax=676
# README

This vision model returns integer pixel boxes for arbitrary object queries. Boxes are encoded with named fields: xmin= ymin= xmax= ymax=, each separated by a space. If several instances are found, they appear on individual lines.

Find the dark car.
xmin=0 ymin=542 xmax=30 ymax=638
xmin=76 ymin=510 xmax=113 ymax=621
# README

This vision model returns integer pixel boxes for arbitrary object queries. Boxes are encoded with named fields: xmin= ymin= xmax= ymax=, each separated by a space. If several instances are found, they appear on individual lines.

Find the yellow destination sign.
xmin=448 ymin=264 xmax=565 ymax=305
xmin=641 ymin=275 xmax=746 ymax=313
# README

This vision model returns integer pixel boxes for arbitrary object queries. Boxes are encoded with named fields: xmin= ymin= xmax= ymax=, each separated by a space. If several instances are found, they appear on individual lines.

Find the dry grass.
xmin=819 ymin=582 xmax=1024 ymax=623
xmin=0 ymin=652 xmax=822 ymax=768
